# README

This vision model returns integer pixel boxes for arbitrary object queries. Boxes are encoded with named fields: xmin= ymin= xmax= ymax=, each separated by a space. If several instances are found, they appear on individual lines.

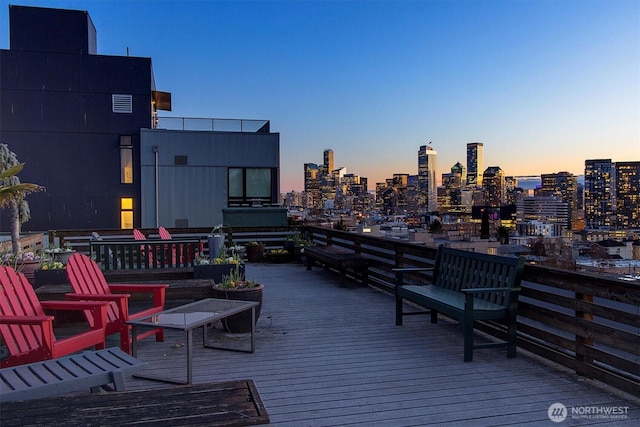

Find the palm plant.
xmin=0 ymin=144 xmax=44 ymax=254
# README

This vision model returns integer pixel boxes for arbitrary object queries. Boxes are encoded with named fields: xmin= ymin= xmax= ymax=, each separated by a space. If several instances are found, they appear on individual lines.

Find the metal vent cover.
xmin=112 ymin=94 xmax=133 ymax=113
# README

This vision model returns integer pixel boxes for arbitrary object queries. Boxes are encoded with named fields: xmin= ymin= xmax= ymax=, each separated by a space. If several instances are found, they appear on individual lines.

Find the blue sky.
xmin=1 ymin=0 xmax=638 ymax=191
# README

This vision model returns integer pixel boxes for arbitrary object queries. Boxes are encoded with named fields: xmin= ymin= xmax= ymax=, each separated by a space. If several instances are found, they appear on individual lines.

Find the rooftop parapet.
xmin=156 ymin=117 xmax=270 ymax=133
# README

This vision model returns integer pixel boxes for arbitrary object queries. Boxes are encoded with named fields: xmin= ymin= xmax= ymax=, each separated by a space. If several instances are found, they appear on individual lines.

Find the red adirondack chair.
xmin=133 ymin=228 xmax=155 ymax=266
xmin=65 ymin=253 xmax=168 ymax=354
xmin=0 ymin=266 xmax=108 ymax=368
xmin=158 ymin=226 xmax=179 ymax=265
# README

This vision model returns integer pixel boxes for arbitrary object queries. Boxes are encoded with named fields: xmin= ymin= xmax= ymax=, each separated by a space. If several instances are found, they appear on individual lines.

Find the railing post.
xmin=575 ymin=290 xmax=594 ymax=376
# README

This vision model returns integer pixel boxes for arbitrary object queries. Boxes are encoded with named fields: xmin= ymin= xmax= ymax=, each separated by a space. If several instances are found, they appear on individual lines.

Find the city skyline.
xmin=2 ymin=0 xmax=637 ymax=191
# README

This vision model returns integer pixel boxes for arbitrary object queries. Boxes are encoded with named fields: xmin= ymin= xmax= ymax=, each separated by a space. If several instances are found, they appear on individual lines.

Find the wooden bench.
xmin=0 ymin=379 xmax=269 ymax=426
xmin=305 ymin=245 xmax=372 ymax=287
xmin=394 ymin=247 xmax=524 ymax=362
xmin=0 ymin=347 xmax=148 ymax=403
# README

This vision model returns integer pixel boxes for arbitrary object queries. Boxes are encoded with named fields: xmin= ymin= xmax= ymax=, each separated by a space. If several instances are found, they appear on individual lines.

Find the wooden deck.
xmin=42 ymin=264 xmax=640 ymax=425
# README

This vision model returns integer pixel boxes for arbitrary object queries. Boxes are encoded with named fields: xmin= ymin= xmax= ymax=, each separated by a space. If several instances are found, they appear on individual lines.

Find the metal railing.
xmin=156 ymin=117 xmax=270 ymax=133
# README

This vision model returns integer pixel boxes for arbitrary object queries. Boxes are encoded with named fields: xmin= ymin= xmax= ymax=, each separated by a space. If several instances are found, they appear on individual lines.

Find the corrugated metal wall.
xmin=140 ymin=129 xmax=280 ymax=228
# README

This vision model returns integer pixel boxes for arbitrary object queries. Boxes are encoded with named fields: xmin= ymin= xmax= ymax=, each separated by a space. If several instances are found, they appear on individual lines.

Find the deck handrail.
xmin=50 ymin=225 xmax=640 ymax=397
xmin=304 ymin=225 xmax=640 ymax=398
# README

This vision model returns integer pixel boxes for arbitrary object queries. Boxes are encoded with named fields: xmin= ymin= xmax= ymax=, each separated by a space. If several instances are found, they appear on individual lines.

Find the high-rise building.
xmin=304 ymin=163 xmax=321 ymax=208
xmin=615 ymin=161 xmax=640 ymax=228
xmin=482 ymin=166 xmax=505 ymax=207
xmin=584 ymin=159 xmax=614 ymax=228
xmin=324 ymin=149 xmax=334 ymax=175
xmin=466 ymin=142 xmax=484 ymax=188
xmin=418 ymin=144 xmax=438 ymax=212
xmin=440 ymin=162 xmax=465 ymax=213
xmin=541 ymin=172 xmax=578 ymax=229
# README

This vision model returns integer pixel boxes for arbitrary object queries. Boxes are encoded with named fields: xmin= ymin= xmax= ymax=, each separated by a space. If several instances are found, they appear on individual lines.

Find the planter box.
xmin=193 ymin=263 xmax=245 ymax=283
xmin=34 ymin=269 xmax=69 ymax=289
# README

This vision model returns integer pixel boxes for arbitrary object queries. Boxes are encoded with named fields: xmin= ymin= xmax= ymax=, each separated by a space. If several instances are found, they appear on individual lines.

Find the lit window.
xmin=120 ymin=136 xmax=133 ymax=183
xmin=121 ymin=198 xmax=133 ymax=229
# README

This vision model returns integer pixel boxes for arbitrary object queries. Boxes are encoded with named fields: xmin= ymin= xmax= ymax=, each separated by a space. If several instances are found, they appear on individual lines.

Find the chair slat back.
xmin=0 ymin=266 xmax=47 ymax=357
xmin=158 ymin=226 xmax=172 ymax=240
xmin=132 ymin=229 xmax=146 ymax=240
xmin=66 ymin=253 xmax=119 ymax=323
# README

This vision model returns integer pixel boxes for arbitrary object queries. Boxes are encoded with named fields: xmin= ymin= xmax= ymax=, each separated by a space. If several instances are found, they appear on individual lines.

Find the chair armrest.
xmin=40 ymin=300 xmax=110 ymax=311
xmin=392 ymin=267 xmax=434 ymax=272
xmin=65 ymin=292 xmax=131 ymax=300
xmin=0 ymin=315 xmax=54 ymax=325
xmin=108 ymin=284 xmax=168 ymax=292
xmin=461 ymin=287 xmax=521 ymax=294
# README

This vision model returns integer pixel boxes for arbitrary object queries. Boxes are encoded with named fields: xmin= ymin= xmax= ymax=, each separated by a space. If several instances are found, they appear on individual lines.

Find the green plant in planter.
xmin=218 ymin=265 xmax=257 ymax=289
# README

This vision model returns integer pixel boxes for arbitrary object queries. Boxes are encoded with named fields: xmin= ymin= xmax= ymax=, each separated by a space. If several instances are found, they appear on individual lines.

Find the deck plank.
xmin=37 ymin=263 xmax=640 ymax=425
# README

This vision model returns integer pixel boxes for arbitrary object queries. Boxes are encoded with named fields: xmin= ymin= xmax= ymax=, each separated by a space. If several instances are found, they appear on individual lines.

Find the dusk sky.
xmin=2 ymin=0 xmax=638 ymax=192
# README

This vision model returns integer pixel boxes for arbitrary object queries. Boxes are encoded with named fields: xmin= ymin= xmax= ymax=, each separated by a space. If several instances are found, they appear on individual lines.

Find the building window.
xmin=112 ymin=94 xmax=132 ymax=113
xmin=228 ymin=167 xmax=275 ymax=206
xmin=121 ymin=197 xmax=134 ymax=229
xmin=120 ymin=135 xmax=133 ymax=183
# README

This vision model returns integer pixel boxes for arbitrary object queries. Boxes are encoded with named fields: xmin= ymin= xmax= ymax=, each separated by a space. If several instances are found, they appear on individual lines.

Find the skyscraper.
xmin=466 ymin=142 xmax=484 ymax=188
xmin=584 ymin=159 xmax=614 ymax=228
xmin=324 ymin=149 xmax=334 ymax=175
xmin=482 ymin=166 xmax=505 ymax=207
xmin=418 ymin=144 xmax=438 ymax=212
xmin=615 ymin=161 xmax=640 ymax=228
xmin=541 ymin=172 xmax=578 ymax=229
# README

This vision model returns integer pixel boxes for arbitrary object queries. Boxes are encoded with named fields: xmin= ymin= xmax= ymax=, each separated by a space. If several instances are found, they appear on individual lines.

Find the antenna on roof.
xmin=126 ymin=47 xmax=129 ymax=56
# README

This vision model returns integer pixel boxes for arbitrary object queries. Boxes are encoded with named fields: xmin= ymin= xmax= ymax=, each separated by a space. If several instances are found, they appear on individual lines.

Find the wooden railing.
xmin=304 ymin=226 xmax=640 ymax=398
xmin=49 ymin=225 xmax=640 ymax=396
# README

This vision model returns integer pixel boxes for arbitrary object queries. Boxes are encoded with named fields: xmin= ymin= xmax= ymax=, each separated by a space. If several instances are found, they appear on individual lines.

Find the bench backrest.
xmin=0 ymin=266 xmax=49 ymax=357
xmin=433 ymin=247 xmax=524 ymax=306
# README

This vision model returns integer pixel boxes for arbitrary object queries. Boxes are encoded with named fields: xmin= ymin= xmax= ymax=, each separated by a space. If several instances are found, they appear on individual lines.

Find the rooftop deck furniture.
xmin=133 ymin=228 xmax=155 ymax=266
xmin=395 ymin=247 xmax=524 ymax=362
xmin=0 ymin=266 xmax=108 ymax=368
xmin=128 ymin=298 xmax=258 ymax=385
xmin=0 ymin=347 xmax=147 ymax=403
xmin=305 ymin=245 xmax=372 ymax=287
xmin=0 ymin=379 xmax=269 ymax=426
xmin=65 ymin=253 xmax=168 ymax=354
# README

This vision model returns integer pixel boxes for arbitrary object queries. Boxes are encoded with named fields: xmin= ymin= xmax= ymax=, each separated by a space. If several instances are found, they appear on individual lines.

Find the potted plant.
xmin=2 ymin=251 xmax=41 ymax=285
xmin=245 ymin=241 xmax=265 ymax=263
xmin=212 ymin=265 xmax=263 ymax=333
xmin=193 ymin=250 xmax=245 ymax=282
xmin=43 ymin=242 xmax=76 ymax=264
xmin=265 ymin=248 xmax=294 ymax=263
xmin=207 ymin=224 xmax=225 ymax=259
xmin=34 ymin=256 xmax=68 ymax=288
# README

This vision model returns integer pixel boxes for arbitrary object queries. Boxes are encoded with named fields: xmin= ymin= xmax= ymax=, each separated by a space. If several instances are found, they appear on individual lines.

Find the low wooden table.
xmin=0 ymin=379 xmax=270 ymax=426
xmin=128 ymin=298 xmax=259 ymax=384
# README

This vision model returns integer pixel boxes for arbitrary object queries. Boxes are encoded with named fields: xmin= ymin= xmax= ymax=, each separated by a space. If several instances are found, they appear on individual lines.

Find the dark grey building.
xmin=1 ymin=5 xmax=280 ymax=231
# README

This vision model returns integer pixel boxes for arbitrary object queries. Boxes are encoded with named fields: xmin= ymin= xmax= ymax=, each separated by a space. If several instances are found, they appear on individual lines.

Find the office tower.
xmin=615 ymin=161 xmax=640 ymax=228
xmin=441 ymin=162 xmax=465 ymax=213
xmin=304 ymin=163 xmax=321 ymax=208
xmin=418 ymin=144 xmax=438 ymax=212
xmin=466 ymin=142 xmax=484 ymax=188
xmin=324 ymin=149 xmax=334 ymax=175
xmin=541 ymin=172 xmax=578 ymax=230
xmin=482 ymin=166 xmax=505 ymax=207
xmin=517 ymin=197 xmax=570 ymax=232
xmin=584 ymin=159 xmax=614 ymax=228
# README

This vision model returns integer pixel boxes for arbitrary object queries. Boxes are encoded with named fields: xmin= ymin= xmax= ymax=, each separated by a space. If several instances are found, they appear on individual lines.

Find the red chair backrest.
xmin=66 ymin=253 xmax=119 ymax=323
xmin=158 ymin=226 xmax=172 ymax=240
xmin=133 ymin=229 xmax=146 ymax=240
xmin=0 ymin=266 xmax=48 ymax=357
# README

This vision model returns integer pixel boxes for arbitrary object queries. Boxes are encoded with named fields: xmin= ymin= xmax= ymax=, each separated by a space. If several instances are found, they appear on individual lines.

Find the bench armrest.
xmin=461 ymin=287 xmax=521 ymax=294
xmin=392 ymin=267 xmax=434 ymax=272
